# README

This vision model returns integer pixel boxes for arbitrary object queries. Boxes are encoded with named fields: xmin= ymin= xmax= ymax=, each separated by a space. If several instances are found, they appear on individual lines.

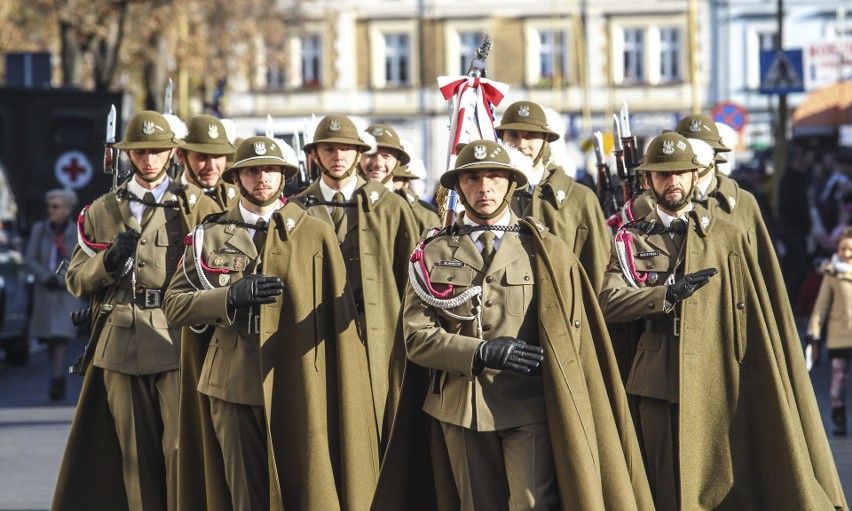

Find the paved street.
xmin=0 ymin=336 xmax=850 ymax=509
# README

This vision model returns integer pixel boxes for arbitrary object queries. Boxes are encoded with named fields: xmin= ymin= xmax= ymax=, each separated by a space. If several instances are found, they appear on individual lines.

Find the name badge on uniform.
xmin=637 ymin=250 xmax=660 ymax=258
xmin=437 ymin=260 xmax=465 ymax=268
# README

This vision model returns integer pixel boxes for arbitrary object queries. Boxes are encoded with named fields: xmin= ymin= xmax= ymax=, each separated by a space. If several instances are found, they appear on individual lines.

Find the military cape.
xmin=512 ymin=169 xmax=611 ymax=290
xmin=374 ymin=217 xmax=654 ymax=510
xmin=52 ymin=179 xmax=218 ymax=511
xmin=295 ymin=178 xmax=418 ymax=437
xmin=601 ymin=205 xmax=847 ymax=509
xmin=164 ymin=202 xmax=380 ymax=510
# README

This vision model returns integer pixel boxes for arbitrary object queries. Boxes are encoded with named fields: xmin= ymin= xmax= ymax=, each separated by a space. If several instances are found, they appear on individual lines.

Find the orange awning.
xmin=792 ymin=80 xmax=852 ymax=136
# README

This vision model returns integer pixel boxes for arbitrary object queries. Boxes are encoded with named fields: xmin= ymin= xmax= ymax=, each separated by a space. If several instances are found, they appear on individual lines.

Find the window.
xmin=623 ymin=28 xmax=644 ymax=83
xmin=301 ymin=35 xmax=322 ymax=88
xmin=659 ymin=28 xmax=681 ymax=82
xmin=458 ymin=32 xmax=481 ymax=75
xmin=384 ymin=33 xmax=411 ymax=87
xmin=537 ymin=30 xmax=568 ymax=85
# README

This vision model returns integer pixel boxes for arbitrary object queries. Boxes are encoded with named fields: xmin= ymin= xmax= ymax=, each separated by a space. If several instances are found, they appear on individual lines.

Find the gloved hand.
xmin=805 ymin=333 xmax=821 ymax=366
xmin=227 ymin=274 xmax=284 ymax=309
xmin=103 ymin=229 xmax=140 ymax=272
xmin=472 ymin=337 xmax=544 ymax=376
xmin=665 ymin=268 xmax=719 ymax=305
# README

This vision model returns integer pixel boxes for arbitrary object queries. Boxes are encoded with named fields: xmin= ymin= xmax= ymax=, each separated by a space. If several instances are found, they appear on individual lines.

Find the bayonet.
xmin=612 ymin=114 xmax=623 ymax=153
xmin=164 ymin=78 xmax=174 ymax=115
xmin=106 ymin=104 xmax=116 ymax=144
xmin=593 ymin=131 xmax=605 ymax=167
xmin=103 ymin=104 xmax=121 ymax=191
xmin=619 ymin=99 xmax=631 ymax=138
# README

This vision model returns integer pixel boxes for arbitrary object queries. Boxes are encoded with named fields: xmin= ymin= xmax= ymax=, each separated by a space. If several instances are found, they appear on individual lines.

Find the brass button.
xmin=485 ymin=300 xmax=493 ymax=307
xmin=648 ymin=303 xmax=655 ymax=309
xmin=485 ymin=276 xmax=494 ymax=283
xmin=483 ymin=325 xmax=492 ymax=332
xmin=574 ymin=320 xmax=581 ymax=328
xmin=447 ymin=276 xmax=454 ymax=282
xmin=138 ymin=261 xmax=146 ymax=268
xmin=736 ymin=302 xmax=745 ymax=310
xmin=140 ymin=239 xmax=147 ymax=245
xmin=524 ymin=275 xmax=530 ymax=281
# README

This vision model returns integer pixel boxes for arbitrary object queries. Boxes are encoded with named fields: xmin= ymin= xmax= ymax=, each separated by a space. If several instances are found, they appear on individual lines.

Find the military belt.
xmin=131 ymin=288 xmax=165 ymax=309
xmin=643 ymin=317 xmax=679 ymax=337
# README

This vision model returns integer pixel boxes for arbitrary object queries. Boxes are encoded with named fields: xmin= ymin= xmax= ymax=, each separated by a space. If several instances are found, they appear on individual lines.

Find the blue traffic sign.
xmin=759 ymin=49 xmax=804 ymax=95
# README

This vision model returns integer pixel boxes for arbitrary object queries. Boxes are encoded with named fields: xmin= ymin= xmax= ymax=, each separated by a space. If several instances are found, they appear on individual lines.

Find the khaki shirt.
xmin=599 ymin=208 xmax=687 ymax=402
xmin=403 ymin=212 xmax=546 ymax=431
xmin=66 ymin=179 xmax=218 ymax=375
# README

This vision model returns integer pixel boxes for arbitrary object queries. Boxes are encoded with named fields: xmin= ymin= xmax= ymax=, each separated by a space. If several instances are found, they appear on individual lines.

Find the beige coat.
xmin=808 ymin=261 xmax=852 ymax=350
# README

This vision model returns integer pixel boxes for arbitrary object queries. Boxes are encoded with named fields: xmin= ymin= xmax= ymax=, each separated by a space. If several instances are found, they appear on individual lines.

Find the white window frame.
xmin=524 ymin=19 xmax=573 ymax=87
xmin=622 ymin=27 xmax=645 ymax=84
xmin=301 ymin=34 xmax=323 ymax=88
xmin=442 ymin=23 xmax=489 ymax=77
xmin=369 ymin=20 xmax=419 ymax=89
xmin=658 ymin=27 xmax=681 ymax=83
xmin=458 ymin=32 xmax=481 ymax=75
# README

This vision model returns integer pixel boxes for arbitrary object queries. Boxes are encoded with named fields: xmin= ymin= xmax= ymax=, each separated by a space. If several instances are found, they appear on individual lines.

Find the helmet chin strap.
xmin=237 ymin=174 xmax=284 ymax=207
xmin=699 ymin=161 xmax=715 ymax=179
xmin=179 ymin=149 xmax=203 ymax=187
xmin=533 ymin=141 xmax=550 ymax=169
xmin=456 ymin=179 xmax=519 ymax=221
xmin=317 ymin=153 xmax=359 ymax=182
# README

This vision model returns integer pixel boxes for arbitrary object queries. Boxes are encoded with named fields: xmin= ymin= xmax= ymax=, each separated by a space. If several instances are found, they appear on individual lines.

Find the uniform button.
xmin=736 ymin=302 xmax=745 ymax=310
xmin=485 ymin=300 xmax=493 ymax=307
xmin=138 ymin=261 xmax=146 ymax=268
xmin=648 ymin=303 xmax=655 ymax=309
xmin=524 ymin=275 xmax=530 ymax=281
xmin=483 ymin=325 xmax=492 ymax=332
xmin=447 ymin=276 xmax=454 ymax=282
xmin=648 ymin=264 xmax=655 ymax=269
xmin=485 ymin=276 xmax=494 ymax=283
xmin=574 ymin=320 xmax=581 ymax=328
xmin=215 ymin=318 xmax=222 ymax=323
xmin=140 ymin=239 xmax=147 ymax=245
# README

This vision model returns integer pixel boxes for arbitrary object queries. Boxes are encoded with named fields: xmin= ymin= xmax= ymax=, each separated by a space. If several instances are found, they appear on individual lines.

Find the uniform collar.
xmin=462 ymin=208 xmax=512 ymax=243
xmin=128 ymin=176 xmax=170 ymax=202
xmin=238 ymin=200 xmax=281 ymax=226
xmin=655 ymin=204 xmax=692 ymax=228
xmin=319 ymin=175 xmax=359 ymax=202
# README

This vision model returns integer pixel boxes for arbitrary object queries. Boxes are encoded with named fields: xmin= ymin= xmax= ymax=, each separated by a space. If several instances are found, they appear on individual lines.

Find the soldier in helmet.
xmin=599 ymin=132 xmax=845 ymax=510
xmin=164 ymin=136 xmax=379 ymax=510
xmin=295 ymin=114 xmax=418 ymax=438
xmin=177 ymin=114 xmax=240 ymax=211
xmin=360 ymin=122 xmax=440 ymax=231
xmin=53 ymin=111 xmax=219 ymax=511
xmin=497 ymin=100 xmax=610 ymax=290
xmin=375 ymin=139 xmax=653 ymax=510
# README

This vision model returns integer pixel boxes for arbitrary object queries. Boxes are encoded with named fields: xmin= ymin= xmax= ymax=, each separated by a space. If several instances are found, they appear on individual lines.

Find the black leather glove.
xmin=103 ymin=229 xmax=139 ymax=272
xmin=227 ymin=274 xmax=284 ymax=309
xmin=665 ymin=268 xmax=719 ymax=306
xmin=43 ymin=274 xmax=66 ymax=289
xmin=472 ymin=337 xmax=544 ymax=376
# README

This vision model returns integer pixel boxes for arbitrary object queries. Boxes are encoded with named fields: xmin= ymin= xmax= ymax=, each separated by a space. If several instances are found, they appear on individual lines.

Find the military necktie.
xmin=141 ymin=192 xmax=155 ymax=226
xmin=669 ymin=218 xmax=687 ymax=246
xmin=330 ymin=192 xmax=344 ymax=229
xmin=253 ymin=218 xmax=268 ymax=273
xmin=479 ymin=230 xmax=497 ymax=269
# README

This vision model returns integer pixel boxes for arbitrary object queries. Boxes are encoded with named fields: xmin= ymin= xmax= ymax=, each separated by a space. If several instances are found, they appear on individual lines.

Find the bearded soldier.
xmin=295 ymin=115 xmax=419 ymax=437
xmin=177 ymin=114 xmax=240 ymax=211
xmin=599 ymin=132 xmax=846 ymax=510
xmin=375 ymin=140 xmax=654 ymax=510
xmin=164 ymin=136 xmax=379 ymax=510
xmin=53 ymin=111 xmax=219 ymax=511
xmin=360 ymin=123 xmax=440 ymax=232
xmin=496 ymin=100 xmax=610 ymax=290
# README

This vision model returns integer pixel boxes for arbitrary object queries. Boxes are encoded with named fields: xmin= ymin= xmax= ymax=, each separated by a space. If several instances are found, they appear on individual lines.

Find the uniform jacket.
xmin=163 ymin=201 xmax=380 ymax=510
xmin=512 ymin=168 xmax=610 ymax=291
xmin=25 ymin=218 xmax=85 ymax=339
xmin=395 ymin=187 xmax=440 ymax=233
xmin=205 ymin=180 xmax=241 ymax=211
xmin=599 ymin=204 xmax=847 ymax=510
xmin=295 ymin=177 xmax=418 ymax=435
xmin=374 ymin=216 xmax=654 ymax=510
xmin=808 ymin=258 xmax=852 ymax=350
xmin=52 ymin=178 xmax=218 ymax=511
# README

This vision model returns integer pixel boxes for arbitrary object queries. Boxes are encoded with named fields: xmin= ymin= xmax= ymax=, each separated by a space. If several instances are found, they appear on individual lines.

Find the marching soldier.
xmin=295 ymin=115 xmax=419 ymax=437
xmin=374 ymin=140 xmax=653 ymax=510
xmin=497 ymin=100 xmax=610 ymax=290
xmin=599 ymin=132 xmax=846 ymax=510
xmin=177 ymin=114 xmax=240 ymax=210
xmin=53 ymin=111 xmax=219 ymax=511
xmin=164 ymin=136 xmax=379 ymax=510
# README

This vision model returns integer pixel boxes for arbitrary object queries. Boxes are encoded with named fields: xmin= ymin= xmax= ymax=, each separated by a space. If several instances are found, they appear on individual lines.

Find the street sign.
xmin=54 ymin=150 xmax=93 ymax=189
xmin=711 ymin=101 xmax=749 ymax=132
xmin=759 ymin=49 xmax=805 ymax=95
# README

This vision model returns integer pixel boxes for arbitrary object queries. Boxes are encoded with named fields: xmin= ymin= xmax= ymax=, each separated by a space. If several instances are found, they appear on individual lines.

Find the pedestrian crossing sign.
xmin=759 ymin=49 xmax=804 ymax=95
